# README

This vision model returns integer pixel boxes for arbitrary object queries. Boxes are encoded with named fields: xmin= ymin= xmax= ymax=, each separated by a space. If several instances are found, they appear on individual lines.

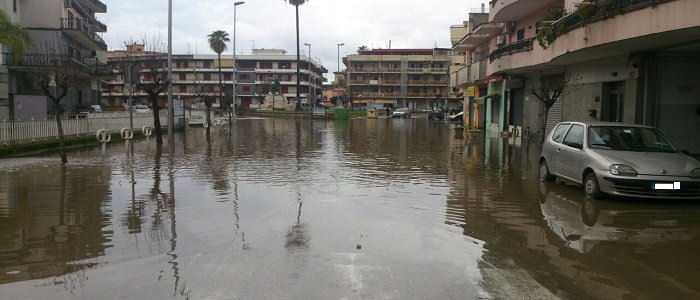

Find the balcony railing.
xmin=2 ymin=53 xmax=91 ymax=67
xmin=537 ymin=0 xmax=673 ymax=47
xmin=407 ymin=80 xmax=448 ymax=85
xmin=61 ymin=18 xmax=107 ymax=49
xmin=489 ymin=38 xmax=535 ymax=62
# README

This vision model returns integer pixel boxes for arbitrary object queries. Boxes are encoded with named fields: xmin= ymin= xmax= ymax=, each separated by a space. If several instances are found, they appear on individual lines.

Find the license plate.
xmin=654 ymin=182 xmax=681 ymax=190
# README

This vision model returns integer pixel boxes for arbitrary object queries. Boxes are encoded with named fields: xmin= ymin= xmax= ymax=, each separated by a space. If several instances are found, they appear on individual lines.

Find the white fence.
xmin=0 ymin=113 xmax=166 ymax=145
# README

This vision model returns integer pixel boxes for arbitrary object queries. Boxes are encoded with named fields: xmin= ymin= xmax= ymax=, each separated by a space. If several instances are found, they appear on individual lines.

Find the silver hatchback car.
xmin=540 ymin=122 xmax=700 ymax=199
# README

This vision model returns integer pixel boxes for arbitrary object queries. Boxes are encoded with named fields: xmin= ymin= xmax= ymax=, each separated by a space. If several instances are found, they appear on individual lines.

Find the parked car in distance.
xmin=134 ymin=105 xmax=151 ymax=113
xmin=540 ymin=122 xmax=700 ymax=200
xmin=188 ymin=114 xmax=206 ymax=127
xmin=392 ymin=108 xmax=409 ymax=119
xmin=90 ymin=105 xmax=103 ymax=113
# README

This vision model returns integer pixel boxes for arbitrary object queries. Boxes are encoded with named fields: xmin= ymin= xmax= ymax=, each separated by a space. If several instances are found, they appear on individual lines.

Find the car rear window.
xmin=551 ymin=124 xmax=571 ymax=143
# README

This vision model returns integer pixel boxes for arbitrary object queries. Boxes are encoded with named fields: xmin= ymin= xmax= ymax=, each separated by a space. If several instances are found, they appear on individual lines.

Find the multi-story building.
xmin=1 ymin=0 xmax=108 ymax=120
xmin=343 ymin=48 xmax=453 ymax=111
xmin=103 ymin=47 xmax=326 ymax=110
xmin=452 ymin=0 xmax=700 ymax=154
xmin=0 ymin=0 xmax=21 ymax=119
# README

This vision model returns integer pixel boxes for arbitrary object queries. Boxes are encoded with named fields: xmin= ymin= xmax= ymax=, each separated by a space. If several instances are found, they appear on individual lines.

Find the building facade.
xmin=1 ymin=0 xmax=108 ymax=120
xmin=103 ymin=48 xmax=326 ymax=110
xmin=343 ymin=48 xmax=453 ymax=111
xmin=451 ymin=0 xmax=700 ymax=154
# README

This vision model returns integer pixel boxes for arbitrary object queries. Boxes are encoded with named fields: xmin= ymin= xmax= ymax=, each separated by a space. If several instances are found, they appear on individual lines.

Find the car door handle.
xmin=556 ymin=148 xmax=562 ymax=152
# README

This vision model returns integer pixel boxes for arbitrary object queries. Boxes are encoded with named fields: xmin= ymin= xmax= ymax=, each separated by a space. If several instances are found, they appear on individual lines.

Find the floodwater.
xmin=1 ymin=118 xmax=699 ymax=300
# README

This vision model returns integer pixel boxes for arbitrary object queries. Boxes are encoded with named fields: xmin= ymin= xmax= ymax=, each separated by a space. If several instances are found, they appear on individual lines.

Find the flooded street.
xmin=1 ymin=118 xmax=699 ymax=300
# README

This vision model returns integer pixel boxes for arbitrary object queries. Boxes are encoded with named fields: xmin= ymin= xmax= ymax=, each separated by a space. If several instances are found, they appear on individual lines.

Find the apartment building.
xmin=343 ymin=48 xmax=453 ymax=111
xmin=0 ymin=0 xmax=21 ymax=119
xmin=1 ymin=0 xmax=108 ymax=120
xmin=103 ymin=48 xmax=326 ymax=110
xmin=452 ymin=0 xmax=700 ymax=154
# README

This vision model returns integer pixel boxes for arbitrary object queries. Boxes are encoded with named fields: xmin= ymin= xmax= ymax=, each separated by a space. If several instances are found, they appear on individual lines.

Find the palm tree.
xmin=208 ymin=30 xmax=230 ymax=113
xmin=284 ymin=0 xmax=309 ymax=111
xmin=0 ymin=10 xmax=31 ymax=62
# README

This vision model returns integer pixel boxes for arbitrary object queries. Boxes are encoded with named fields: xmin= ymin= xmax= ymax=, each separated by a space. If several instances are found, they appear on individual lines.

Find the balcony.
xmin=489 ymin=38 xmax=534 ymax=62
xmin=468 ymin=60 xmax=487 ymax=83
xmin=407 ymin=80 xmax=448 ymax=85
xmin=452 ymin=66 xmax=470 ymax=86
xmin=489 ymin=0 xmax=545 ymax=22
xmin=1 ymin=53 xmax=102 ymax=73
xmin=61 ymin=18 xmax=108 ymax=50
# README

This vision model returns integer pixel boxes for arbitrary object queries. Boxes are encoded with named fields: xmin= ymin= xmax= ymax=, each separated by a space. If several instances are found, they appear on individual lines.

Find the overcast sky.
xmin=101 ymin=0 xmax=486 ymax=79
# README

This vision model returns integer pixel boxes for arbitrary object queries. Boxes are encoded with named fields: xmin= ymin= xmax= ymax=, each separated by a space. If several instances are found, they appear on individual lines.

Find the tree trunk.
xmin=151 ymin=96 xmax=163 ymax=144
xmin=217 ymin=53 xmax=224 ymax=114
xmin=541 ymin=104 xmax=550 ymax=144
xmin=55 ymin=110 xmax=68 ymax=164
xmin=205 ymin=103 xmax=212 ymax=136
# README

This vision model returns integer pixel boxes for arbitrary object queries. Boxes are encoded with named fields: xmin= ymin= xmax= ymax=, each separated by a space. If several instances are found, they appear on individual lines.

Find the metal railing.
xmin=0 ymin=113 xmax=166 ymax=145
xmin=61 ymin=18 xmax=108 ymax=49
xmin=489 ymin=38 xmax=535 ymax=62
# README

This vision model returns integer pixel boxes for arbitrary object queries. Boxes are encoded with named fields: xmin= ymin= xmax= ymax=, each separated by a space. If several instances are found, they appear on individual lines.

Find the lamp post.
xmin=232 ymin=1 xmax=245 ymax=120
xmin=304 ymin=42 xmax=313 ymax=108
xmin=336 ymin=43 xmax=344 ymax=73
xmin=167 ymin=0 xmax=174 ymax=145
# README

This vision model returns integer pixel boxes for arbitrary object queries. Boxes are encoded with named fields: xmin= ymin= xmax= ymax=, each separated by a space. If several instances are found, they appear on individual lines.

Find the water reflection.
xmin=1 ymin=119 xmax=699 ymax=299
xmin=0 ymin=163 xmax=111 ymax=286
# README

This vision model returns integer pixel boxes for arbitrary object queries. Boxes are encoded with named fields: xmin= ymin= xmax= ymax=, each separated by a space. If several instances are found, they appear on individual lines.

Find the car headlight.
xmin=610 ymin=164 xmax=638 ymax=177
xmin=692 ymin=168 xmax=700 ymax=179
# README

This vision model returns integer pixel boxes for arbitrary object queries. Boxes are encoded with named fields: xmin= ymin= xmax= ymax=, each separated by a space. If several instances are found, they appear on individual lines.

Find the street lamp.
xmin=232 ymin=1 xmax=245 ymax=120
xmin=304 ymin=42 xmax=312 ymax=106
xmin=167 ymin=0 xmax=174 ymax=145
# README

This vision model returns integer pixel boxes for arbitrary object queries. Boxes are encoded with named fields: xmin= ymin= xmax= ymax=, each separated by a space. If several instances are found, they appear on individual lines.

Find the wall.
xmin=20 ymin=0 xmax=62 ymax=29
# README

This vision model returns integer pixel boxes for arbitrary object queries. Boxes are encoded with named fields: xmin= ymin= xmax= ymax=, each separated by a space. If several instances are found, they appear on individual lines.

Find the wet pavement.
xmin=1 ymin=118 xmax=699 ymax=300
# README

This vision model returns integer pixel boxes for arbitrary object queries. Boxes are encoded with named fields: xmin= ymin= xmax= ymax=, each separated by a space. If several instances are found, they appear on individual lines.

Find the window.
xmin=563 ymin=125 xmax=584 ymax=149
xmin=551 ymin=124 xmax=571 ymax=143
xmin=281 ymin=86 xmax=288 ymax=93
xmin=179 ymin=73 xmax=186 ymax=80
xmin=516 ymin=29 xmax=525 ymax=41
xmin=260 ymin=62 xmax=272 ymax=69
xmin=224 ymin=73 xmax=232 ymax=80
xmin=203 ymin=61 xmax=211 ymax=68
xmin=203 ymin=73 xmax=211 ymax=80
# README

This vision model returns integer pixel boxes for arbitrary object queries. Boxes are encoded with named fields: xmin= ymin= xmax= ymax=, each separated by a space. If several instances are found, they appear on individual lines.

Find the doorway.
xmin=601 ymin=81 xmax=625 ymax=122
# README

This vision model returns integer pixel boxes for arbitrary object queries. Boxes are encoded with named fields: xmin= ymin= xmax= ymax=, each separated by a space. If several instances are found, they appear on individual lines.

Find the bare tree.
xmin=530 ymin=73 xmax=568 ymax=143
xmin=134 ymin=41 xmax=170 ymax=145
xmin=31 ymin=57 xmax=92 ymax=164
xmin=192 ymin=82 xmax=215 ymax=136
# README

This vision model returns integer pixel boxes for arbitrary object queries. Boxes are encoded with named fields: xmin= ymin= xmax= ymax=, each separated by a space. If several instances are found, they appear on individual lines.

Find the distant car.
xmin=134 ymin=105 xmax=151 ymax=114
xmin=392 ymin=108 xmax=409 ymax=119
xmin=540 ymin=122 xmax=700 ymax=199
xmin=90 ymin=105 xmax=103 ymax=113
xmin=188 ymin=114 xmax=206 ymax=127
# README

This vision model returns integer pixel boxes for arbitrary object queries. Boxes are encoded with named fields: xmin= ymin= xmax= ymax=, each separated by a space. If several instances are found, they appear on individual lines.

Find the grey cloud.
xmin=100 ymin=0 xmax=486 ymax=80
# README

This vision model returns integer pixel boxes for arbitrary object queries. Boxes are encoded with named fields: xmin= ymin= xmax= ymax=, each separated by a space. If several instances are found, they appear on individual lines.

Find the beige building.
xmin=451 ymin=0 xmax=700 ymax=154
xmin=1 ymin=0 xmax=108 ymax=120
xmin=343 ymin=48 xmax=453 ymax=111
xmin=103 ymin=47 xmax=326 ymax=110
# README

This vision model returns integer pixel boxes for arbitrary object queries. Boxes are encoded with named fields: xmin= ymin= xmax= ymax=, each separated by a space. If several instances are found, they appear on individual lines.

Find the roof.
xmin=357 ymin=48 xmax=451 ymax=55
xmin=558 ymin=121 xmax=654 ymax=128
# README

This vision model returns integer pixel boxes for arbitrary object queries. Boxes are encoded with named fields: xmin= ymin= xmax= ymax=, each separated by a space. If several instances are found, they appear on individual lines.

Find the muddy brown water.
xmin=1 ymin=118 xmax=699 ymax=300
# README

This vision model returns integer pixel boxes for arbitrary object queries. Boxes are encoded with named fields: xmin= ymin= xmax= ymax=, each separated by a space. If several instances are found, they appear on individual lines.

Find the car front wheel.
xmin=539 ymin=161 xmax=555 ymax=182
xmin=584 ymin=172 xmax=604 ymax=199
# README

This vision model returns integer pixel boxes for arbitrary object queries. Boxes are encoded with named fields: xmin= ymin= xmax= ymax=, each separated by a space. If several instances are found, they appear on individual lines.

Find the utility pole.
xmin=232 ymin=1 xmax=245 ymax=121
xmin=304 ymin=43 xmax=313 ymax=109
xmin=337 ymin=43 xmax=344 ymax=74
xmin=167 ymin=0 xmax=174 ymax=145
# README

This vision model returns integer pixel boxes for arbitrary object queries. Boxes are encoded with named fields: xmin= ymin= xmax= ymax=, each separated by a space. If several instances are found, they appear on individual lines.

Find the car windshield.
xmin=588 ymin=126 xmax=676 ymax=153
